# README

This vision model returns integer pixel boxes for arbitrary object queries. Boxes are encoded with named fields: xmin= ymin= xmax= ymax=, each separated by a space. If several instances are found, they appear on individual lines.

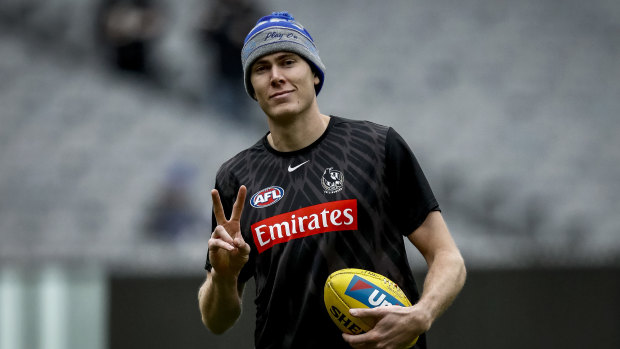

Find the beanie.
xmin=241 ymin=11 xmax=325 ymax=100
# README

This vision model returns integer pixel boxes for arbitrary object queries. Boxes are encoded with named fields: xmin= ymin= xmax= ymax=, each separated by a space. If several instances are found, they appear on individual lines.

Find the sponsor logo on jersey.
xmin=250 ymin=199 xmax=357 ymax=253
xmin=250 ymin=186 xmax=284 ymax=208
xmin=344 ymin=275 xmax=406 ymax=307
xmin=321 ymin=167 xmax=344 ymax=194
xmin=288 ymin=160 xmax=309 ymax=172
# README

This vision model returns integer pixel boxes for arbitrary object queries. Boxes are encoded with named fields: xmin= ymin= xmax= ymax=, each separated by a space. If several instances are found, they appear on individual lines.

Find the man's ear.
xmin=314 ymin=74 xmax=320 ymax=86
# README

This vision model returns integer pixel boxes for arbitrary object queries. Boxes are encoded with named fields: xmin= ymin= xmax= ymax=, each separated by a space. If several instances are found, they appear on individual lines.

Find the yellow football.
xmin=324 ymin=268 xmax=418 ymax=346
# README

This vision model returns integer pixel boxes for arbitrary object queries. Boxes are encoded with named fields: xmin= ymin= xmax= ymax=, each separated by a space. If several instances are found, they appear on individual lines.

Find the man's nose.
xmin=270 ymin=67 xmax=285 ymax=85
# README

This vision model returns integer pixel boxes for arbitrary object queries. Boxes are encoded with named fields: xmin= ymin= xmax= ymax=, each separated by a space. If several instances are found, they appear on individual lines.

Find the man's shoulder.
xmin=331 ymin=115 xmax=391 ymax=142
xmin=331 ymin=115 xmax=390 ymax=132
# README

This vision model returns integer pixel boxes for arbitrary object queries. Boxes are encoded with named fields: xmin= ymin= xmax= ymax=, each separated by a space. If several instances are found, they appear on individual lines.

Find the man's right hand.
xmin=208 ymin=185 xmax=250 ymax=279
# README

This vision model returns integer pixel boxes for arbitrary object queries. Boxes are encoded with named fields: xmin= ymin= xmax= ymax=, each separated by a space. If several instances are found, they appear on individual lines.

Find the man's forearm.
xmin=198 ymin=270 xmax=244 ymax=334
xmin=416 ymin=250 xmax=466 ymax=324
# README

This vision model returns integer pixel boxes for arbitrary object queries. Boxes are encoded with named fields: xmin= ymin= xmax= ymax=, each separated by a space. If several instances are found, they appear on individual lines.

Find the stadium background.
xmin=1 ymin=0 xmax=619 ymax=348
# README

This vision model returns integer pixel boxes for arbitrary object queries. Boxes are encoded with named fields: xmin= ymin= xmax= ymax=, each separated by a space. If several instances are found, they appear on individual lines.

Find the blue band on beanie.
xmin=244 ymin=12 xmax=315 ymax=43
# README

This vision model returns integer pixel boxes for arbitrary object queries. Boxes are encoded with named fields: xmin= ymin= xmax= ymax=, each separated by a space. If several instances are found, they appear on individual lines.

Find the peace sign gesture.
xmin=208 ymin=185 xmax=251 ymax=279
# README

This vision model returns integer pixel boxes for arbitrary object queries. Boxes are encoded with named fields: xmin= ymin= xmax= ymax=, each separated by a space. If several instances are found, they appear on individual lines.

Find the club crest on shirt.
xmin=321 ymin=167 xmax=344 ymax=194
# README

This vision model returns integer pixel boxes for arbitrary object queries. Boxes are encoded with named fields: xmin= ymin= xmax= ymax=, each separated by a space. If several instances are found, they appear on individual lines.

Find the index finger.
xmin=211 ymin=189 xmax=226 ymax=225
xmin=348 ymin=308 xmax=379 ymax=328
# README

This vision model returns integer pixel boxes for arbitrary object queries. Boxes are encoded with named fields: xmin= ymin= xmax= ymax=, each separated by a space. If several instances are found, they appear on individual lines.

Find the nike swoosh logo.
xmin=288 ymin=160 xmax=310 ymax=172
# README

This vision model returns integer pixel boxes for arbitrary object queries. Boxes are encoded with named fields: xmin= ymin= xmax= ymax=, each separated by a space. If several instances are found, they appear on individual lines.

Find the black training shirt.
xmin=206 ymin=116 xmax=438 ymax=349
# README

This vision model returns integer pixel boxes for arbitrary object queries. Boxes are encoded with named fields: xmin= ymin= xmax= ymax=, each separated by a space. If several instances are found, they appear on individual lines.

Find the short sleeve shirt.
xmin=206 ymin=116 xmax=438 ymax=349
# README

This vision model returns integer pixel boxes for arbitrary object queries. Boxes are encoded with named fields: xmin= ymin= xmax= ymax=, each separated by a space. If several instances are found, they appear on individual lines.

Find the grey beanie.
xmin=241 ymin=12 xmax=326 ymax=100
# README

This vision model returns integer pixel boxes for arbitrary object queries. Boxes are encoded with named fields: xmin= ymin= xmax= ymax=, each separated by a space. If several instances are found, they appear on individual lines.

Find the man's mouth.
xmin=270 ymin=90 xmax=294 ymax=99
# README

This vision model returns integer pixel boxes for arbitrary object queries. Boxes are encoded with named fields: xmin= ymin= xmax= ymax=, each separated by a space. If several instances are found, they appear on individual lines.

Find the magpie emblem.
xmin=321 ymin=167 xmax=344 ymax=194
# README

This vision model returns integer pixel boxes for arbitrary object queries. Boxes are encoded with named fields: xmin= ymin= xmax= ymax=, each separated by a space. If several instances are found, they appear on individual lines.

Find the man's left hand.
xmin=342 ymin=305 xmax=431 ymax=349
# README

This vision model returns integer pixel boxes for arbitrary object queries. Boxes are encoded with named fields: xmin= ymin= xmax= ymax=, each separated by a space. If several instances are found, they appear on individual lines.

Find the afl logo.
xmin=321 ymin=167 xmax=344 ymax=194
xmin=250 ymin=186 xmax=284 ymax=208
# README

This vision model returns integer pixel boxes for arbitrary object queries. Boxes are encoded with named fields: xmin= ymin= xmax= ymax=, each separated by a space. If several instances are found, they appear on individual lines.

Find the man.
xmin=198 ymin=11 xmax=466 ymax=349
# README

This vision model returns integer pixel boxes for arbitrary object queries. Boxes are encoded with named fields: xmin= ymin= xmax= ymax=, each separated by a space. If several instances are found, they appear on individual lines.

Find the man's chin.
xmin=263 ymin=104 xmax=300 ymax=121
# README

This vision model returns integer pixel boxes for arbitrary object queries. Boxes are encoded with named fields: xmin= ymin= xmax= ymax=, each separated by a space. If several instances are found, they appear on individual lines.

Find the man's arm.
xmin=407 ymin=210 xmax=466 ymax=326
xmin=197 ymin=186 xmax=251 ymax=334
xmin=343 ymin=211 xmax=466 ymax=348
xmin=198 ymin=268 xmax=246 ymax=334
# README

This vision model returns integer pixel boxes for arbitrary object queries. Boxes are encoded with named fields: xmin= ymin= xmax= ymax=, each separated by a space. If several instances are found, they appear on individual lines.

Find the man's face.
xmin=249 ymin=52 xmax=320 ymax=120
